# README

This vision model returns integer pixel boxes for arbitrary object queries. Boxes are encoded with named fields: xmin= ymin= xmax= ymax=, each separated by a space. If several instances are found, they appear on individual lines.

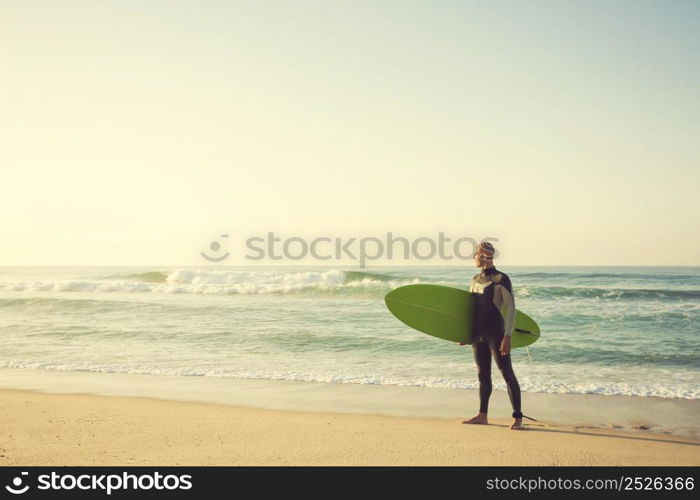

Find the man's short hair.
xmin=478 ymin=241 xmax=495 ymax=258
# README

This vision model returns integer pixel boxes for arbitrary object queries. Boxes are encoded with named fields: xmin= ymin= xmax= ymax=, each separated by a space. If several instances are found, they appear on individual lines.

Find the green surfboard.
xmin=384 ymin=284 xmax=540 ymax=348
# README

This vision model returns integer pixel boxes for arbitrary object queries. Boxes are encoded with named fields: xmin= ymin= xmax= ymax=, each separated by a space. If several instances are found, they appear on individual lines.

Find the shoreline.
xmin=1 ymin=387 xmax=699 ymax=466
xmin=1 ymin=367 xmax=699 ymax=439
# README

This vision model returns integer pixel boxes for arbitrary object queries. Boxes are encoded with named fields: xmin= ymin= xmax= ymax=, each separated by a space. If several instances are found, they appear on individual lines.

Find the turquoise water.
xmin=0 ymin=266 xmax=698 ymax=399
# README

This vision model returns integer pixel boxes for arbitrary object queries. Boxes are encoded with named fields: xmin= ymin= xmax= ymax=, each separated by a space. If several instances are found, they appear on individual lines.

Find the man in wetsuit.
xmin=462 ymin=241 xmax=525 ymax=430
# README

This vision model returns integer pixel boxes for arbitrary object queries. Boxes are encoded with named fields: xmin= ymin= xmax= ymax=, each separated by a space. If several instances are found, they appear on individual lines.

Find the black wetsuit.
xmin=470 ymin=266 xmax=523 ymax=419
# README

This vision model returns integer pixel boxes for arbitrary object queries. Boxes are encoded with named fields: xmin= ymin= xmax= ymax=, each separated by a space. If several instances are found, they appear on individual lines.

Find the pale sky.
xmin=1 ymin=0 xmax=698 ymax=266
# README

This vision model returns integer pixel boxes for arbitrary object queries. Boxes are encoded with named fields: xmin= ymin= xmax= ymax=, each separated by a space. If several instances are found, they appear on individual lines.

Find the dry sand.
xmin=1 ymin=389 xmax=698 ymax=466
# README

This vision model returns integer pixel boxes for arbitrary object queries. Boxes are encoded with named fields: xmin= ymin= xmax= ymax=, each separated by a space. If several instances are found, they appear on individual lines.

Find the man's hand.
xmin=499 ymin=336 xmax=512 ymax=356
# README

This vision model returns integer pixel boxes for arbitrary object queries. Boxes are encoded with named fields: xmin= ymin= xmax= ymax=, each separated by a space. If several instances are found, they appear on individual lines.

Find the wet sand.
xmin=1 ymin=388 xmax=699 ymax=466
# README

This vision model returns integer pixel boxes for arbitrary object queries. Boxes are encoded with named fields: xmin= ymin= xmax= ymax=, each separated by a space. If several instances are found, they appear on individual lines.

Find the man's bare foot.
xmin=510 ymin=418 xmax=524 ymax=430
xmin=462 ymin=412 xmax=488 ymax=425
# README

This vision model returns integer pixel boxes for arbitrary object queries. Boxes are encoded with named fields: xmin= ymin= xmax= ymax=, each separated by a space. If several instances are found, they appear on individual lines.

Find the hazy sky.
xmin=2 ymin=0 xmax=698 ymax=266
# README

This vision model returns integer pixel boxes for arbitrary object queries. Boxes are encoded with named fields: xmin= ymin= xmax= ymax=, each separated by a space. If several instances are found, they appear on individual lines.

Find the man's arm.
xmin=498 ymin=274 xmax=516 ymax=337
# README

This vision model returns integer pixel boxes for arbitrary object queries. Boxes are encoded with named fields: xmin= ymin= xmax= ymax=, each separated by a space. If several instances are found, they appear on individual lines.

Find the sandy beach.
xmin=1 ymin=388 xmax=698 ymax=466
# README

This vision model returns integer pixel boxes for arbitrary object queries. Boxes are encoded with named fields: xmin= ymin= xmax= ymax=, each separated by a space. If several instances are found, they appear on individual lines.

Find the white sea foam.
xmin=1 ymin=359 xmax=698 ymax=399
xmin=0 ymin=269 xmax=420 ymax=295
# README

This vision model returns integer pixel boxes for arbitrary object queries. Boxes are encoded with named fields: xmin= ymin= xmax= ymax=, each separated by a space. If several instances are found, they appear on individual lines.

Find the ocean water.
xmin=0 ymin=266 xmax=698 ymax=400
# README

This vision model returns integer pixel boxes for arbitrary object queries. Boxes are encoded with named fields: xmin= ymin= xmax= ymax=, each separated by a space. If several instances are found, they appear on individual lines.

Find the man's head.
xmin=474 ymin=241 xmax=495 ymax=269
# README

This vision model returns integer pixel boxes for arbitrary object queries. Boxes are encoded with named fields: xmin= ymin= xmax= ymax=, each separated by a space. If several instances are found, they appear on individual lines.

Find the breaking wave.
xmin=0 ymin=269 xmax=421 ymax=296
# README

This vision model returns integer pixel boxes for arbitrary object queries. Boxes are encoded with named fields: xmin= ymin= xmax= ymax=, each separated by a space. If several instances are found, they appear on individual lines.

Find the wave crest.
xmin=0 ymin=269 xmax=420 ymax=296
xmin=517 ymin=286 xmax=700 ymax=301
